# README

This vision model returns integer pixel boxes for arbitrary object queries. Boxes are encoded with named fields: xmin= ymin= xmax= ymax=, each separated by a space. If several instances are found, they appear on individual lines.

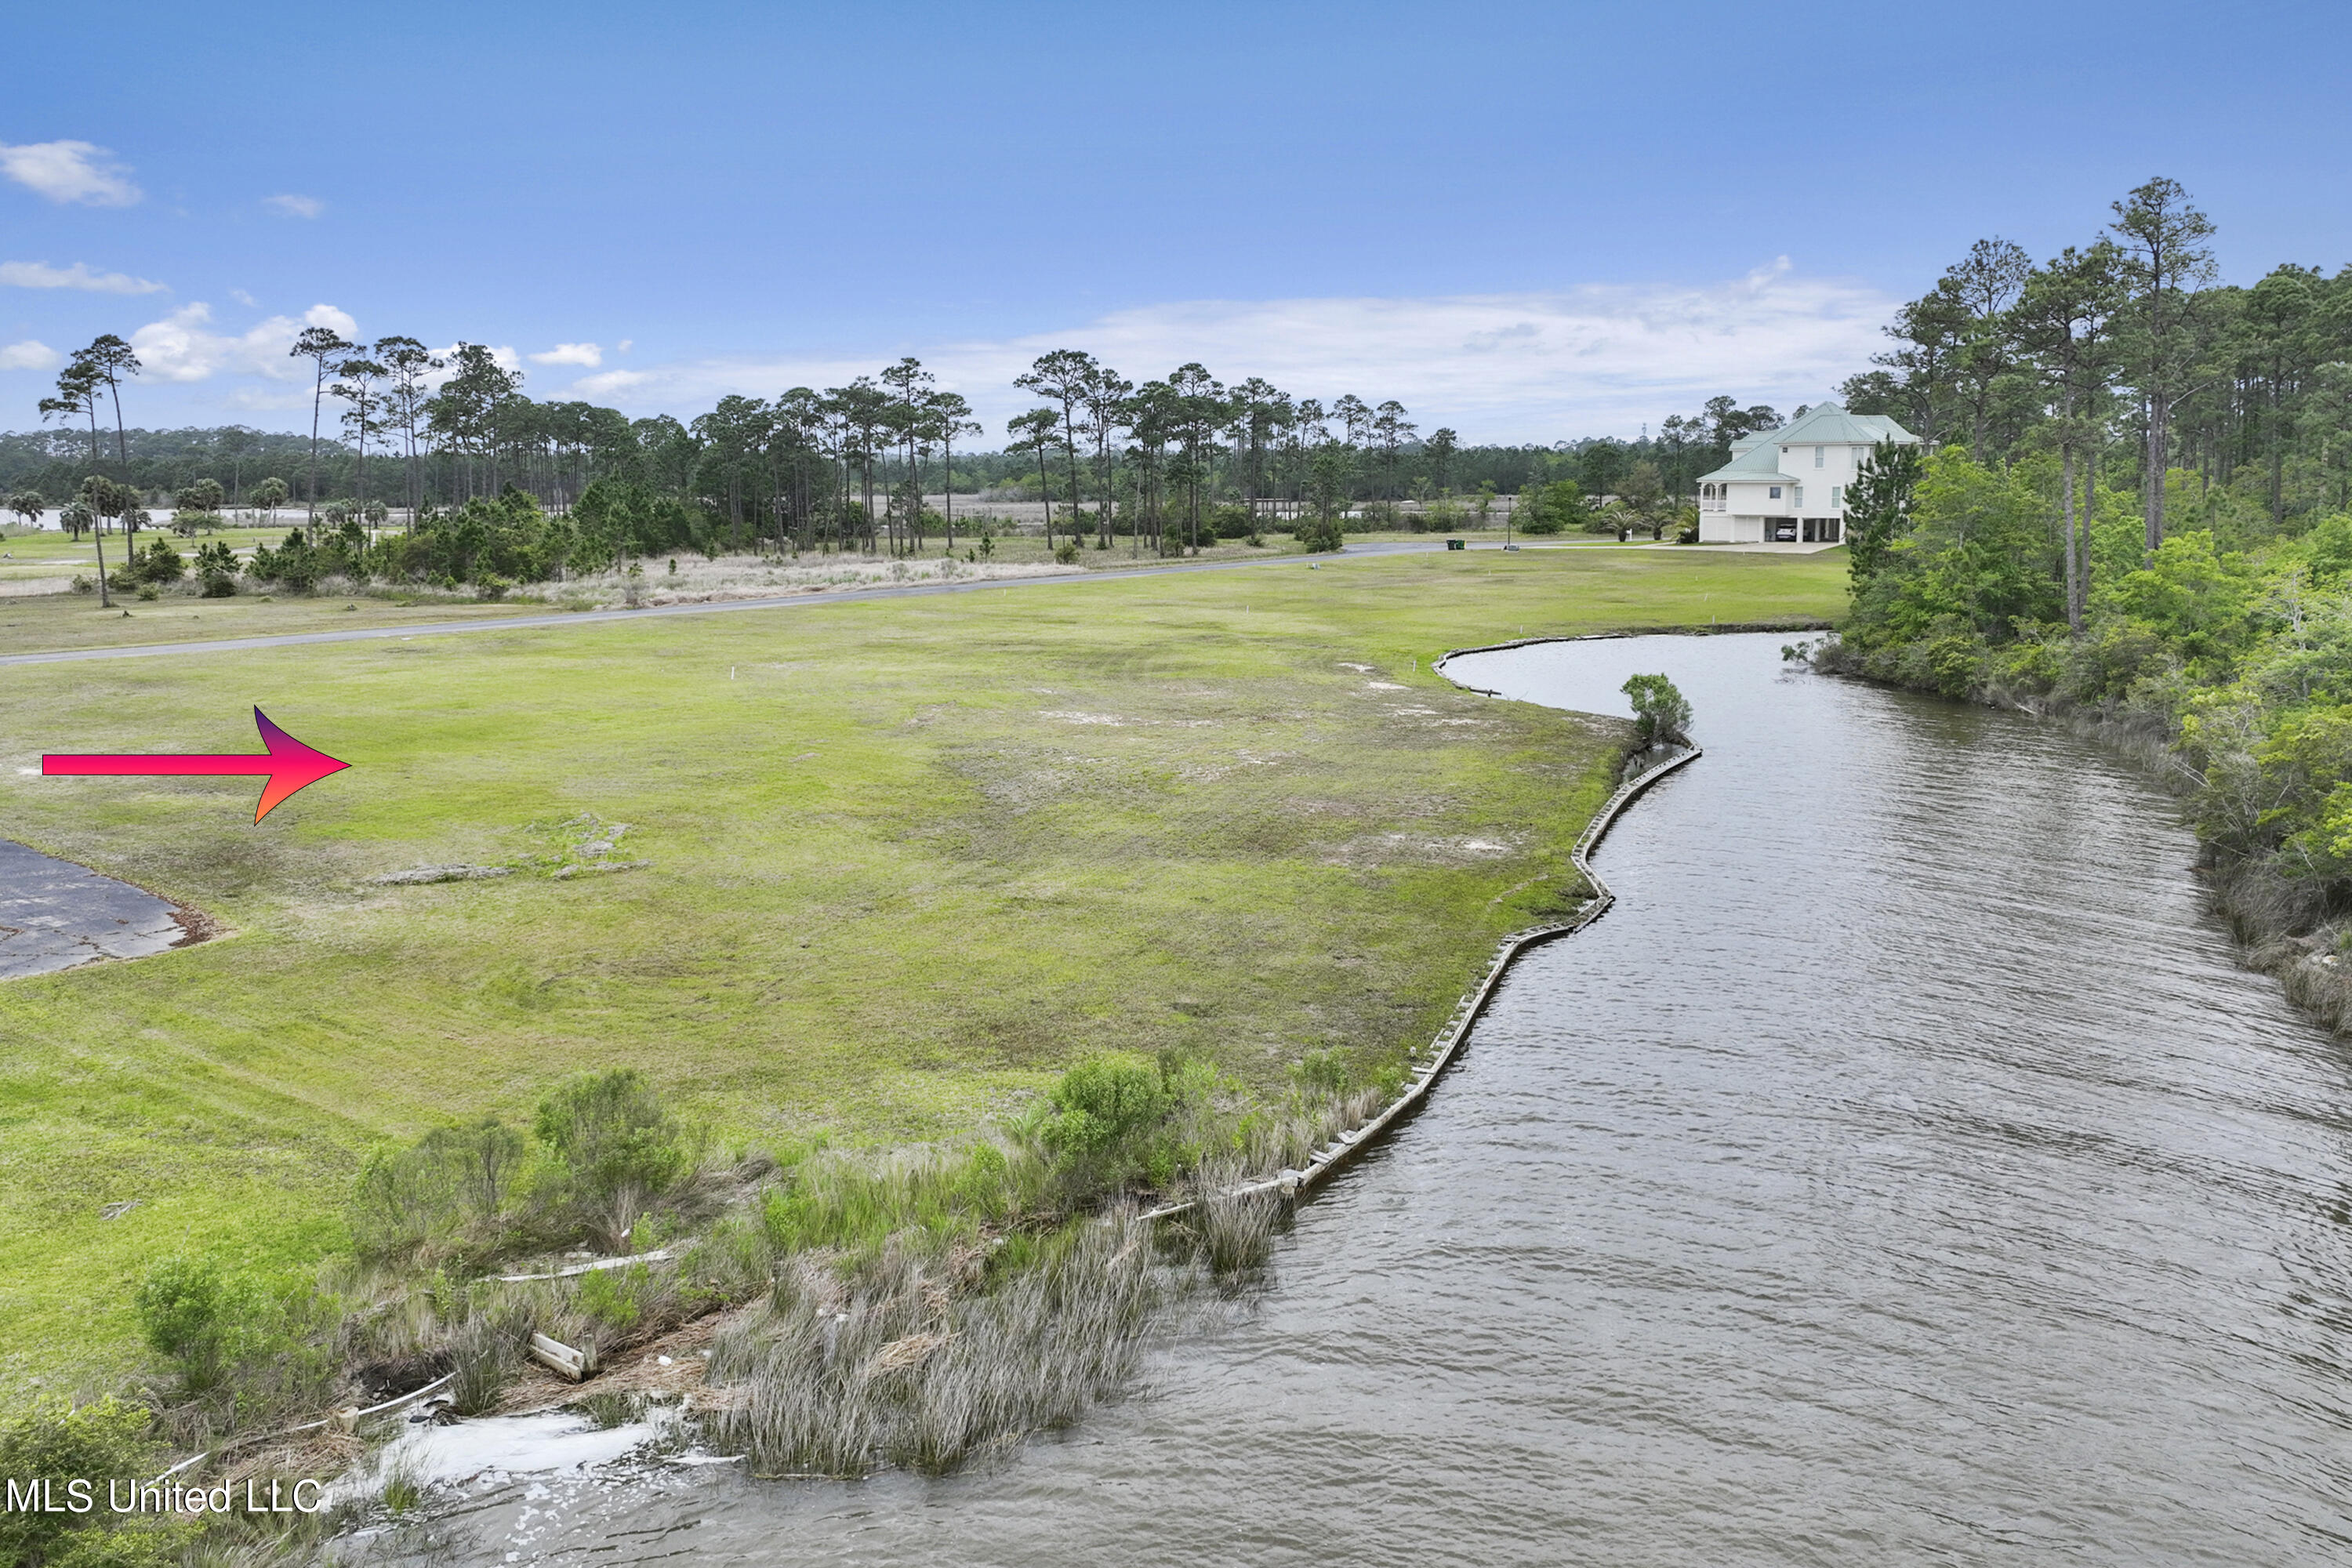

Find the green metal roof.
xmin=1767 ymin=401 xmax=1920 ymax=447
xmin=1700 ymin=401 xmax=1918 ymax=482
xmin=1696 ymin=441 xmax=1804 ymax=485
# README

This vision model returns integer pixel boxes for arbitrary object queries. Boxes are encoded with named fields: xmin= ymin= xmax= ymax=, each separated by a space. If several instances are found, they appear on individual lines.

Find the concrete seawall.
xmin=1146 ymin=634 xmax=1697 ymax=1219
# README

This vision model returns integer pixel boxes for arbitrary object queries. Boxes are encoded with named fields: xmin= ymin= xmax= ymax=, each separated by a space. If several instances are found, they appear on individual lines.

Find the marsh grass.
xmin=1185 ymin=1159 xmax=1282 ymax=1280
xmin=706 ymin=1213 xmax=1166 ymax=1477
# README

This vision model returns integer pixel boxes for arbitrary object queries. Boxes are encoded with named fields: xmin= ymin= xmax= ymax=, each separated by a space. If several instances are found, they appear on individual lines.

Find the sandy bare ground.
xmin=534 ymin=554 xmax=1083 ymax=610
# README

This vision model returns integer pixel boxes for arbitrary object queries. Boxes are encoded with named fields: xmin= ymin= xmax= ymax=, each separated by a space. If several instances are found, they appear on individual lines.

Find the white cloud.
xmin=303 ymin=303 xmax=359 ymax=339
xmin=562 ymin=260 xmax=1897 ymax=442
xmin=0 ymin=260 xmax=167 ymax=295
xmin=0 ymin=140 xmax=141 ymax=206
xmin=617 ymin=339 xmax=633 ymax=354
xmin=229 ymin=288 xmax=256 ymax=307
xmin=0 ymin=340 xmax=59 ymax=372
xmin=263 ymin=194 xmax=324 ymax=219
xmin=529 ymin=341 xmax=602 ymax=367
xmin=126 ymin=301 xmax=361 ymax=384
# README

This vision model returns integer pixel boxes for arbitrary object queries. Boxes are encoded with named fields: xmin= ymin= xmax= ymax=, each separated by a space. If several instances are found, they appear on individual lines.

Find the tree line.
xmin=1828 ymin=176 xmax=2352 ymax=1003
xmin=10 ymin=327 xmax=1784 ymax=561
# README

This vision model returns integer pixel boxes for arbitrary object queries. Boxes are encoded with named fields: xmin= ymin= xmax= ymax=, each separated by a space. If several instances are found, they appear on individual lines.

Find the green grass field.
xmin=0 ymin=545 xmax=1845 ymax=1393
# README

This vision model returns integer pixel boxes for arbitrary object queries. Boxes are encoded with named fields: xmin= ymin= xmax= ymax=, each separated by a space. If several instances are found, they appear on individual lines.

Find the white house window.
xmin=1769 ymin=485 xmax=1781 ymax=499
xmin=1793 ymin=485 xmax=1804 ymax=508
xmin=1831 ymin=485 xmax=1844 ymax=506
xmin=1813 ymin=445 xmax=1825 ymax=468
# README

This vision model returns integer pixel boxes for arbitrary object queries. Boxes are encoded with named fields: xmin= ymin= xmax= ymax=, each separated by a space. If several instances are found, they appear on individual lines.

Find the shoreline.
xmin=1814 ymin=640 xmax=2352 ymax=1040
xmin=1150 ymin=631 xmax=1707 ymax=1220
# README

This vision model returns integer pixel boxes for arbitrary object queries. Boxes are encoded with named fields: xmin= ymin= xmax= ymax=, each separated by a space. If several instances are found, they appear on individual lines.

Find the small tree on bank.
xmin=1621 ymin=673 xmax=1693 ymax=750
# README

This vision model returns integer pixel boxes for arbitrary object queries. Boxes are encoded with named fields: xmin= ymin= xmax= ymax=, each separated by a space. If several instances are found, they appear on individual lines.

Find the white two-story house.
xmin=1694 ymin=401 xmax=1919 ymax=543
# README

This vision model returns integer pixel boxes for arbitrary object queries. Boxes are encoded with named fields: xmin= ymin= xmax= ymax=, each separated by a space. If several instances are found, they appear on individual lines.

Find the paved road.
xmin=0 ymin=539 xmax=1490 ymax=668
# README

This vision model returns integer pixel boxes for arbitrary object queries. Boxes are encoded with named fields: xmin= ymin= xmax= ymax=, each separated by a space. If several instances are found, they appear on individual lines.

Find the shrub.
xmin=1290 ymin=1048 xmax=1348 ymax=1095
xmin=248 ymin=531 xmax=319 ymax=591
xmin=351 ymin=1117 xmax=532 ymax=1261
xmin=132 ymin=1258 xmax=271 ymax=1395
xmin=1207 ymin=503 xmax=1254 ymax=539
xmin=535 ymin=1069 xmax=690 ymax=1220
xmin=1053 ymin=540 xmax=1080 ymax=564
xmin=576 ymin=1262 xmax=652 ymax=1331
xmin=0 ymin=1399 xmax=169 ymax=1567
xmin=116 ymin=539 xmax=184 ymax=586
xmin=193 ymin=540 xmax=238 ymax=597
xmin=1040 ymin=1054 xmax=1170 ymax=1159
xmin=1294 ymin=515 xmax=1343 ymax=554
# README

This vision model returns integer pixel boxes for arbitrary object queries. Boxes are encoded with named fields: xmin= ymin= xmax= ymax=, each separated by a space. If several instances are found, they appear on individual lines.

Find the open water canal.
xmin=389 ymin=632 xmax=2352 ymax=1565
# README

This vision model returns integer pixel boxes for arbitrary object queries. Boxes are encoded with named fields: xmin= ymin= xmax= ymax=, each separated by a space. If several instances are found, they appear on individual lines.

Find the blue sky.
xmin=3 ymin=0 xmax=2347 ymax=443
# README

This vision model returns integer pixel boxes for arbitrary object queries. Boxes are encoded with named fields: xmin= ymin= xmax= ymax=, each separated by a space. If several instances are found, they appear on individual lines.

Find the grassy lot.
xmin=0 ymin=545 xmax=1844 ymax=1392
xmin=0 ymin=523 xmax=296 ymax=583
xmin=0 ymin=589 xmax=556 ymax=652
xmin=0 ymin=535 xmax=1706 ymax=656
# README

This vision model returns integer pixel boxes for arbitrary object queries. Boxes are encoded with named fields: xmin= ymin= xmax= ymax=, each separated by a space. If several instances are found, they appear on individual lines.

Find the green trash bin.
xmin=1445 ymin=538 xmax=1465 ymax=551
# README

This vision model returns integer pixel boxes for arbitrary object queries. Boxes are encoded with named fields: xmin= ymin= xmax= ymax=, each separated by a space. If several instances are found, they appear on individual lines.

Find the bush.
xmin=132 ymin=1258 xmax=272 ymax=1395
xmin=0 ymin=1399 xmax=169 ymax=1568
xmin=1053 ymin=540 xmax=1080 ymax=564
xmin=193 ymin=540 xmax=238 ymax=597
xmin=247 ymin=531 xmax=320 ymax=592
xmin=1291 ymin=1048 xmax=1348 ymax=1095
xmin=1207 ymin=503 xmax=1255 ymax=539
xmin=1294 ymin=515 xmax=1343 ymax=554
xmin=577 ymin=1262 xmax=653 ymax=1331
xmin=351 ymin=1117 xmax=532 ymax=1261
xmin=1040 ymin=1054 xmax=1170 ymax=1159
xmin=535 ymin=1069 xmax=690 ymax=1221
xmin=111 ymin=539 xmax=183 ymax=587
